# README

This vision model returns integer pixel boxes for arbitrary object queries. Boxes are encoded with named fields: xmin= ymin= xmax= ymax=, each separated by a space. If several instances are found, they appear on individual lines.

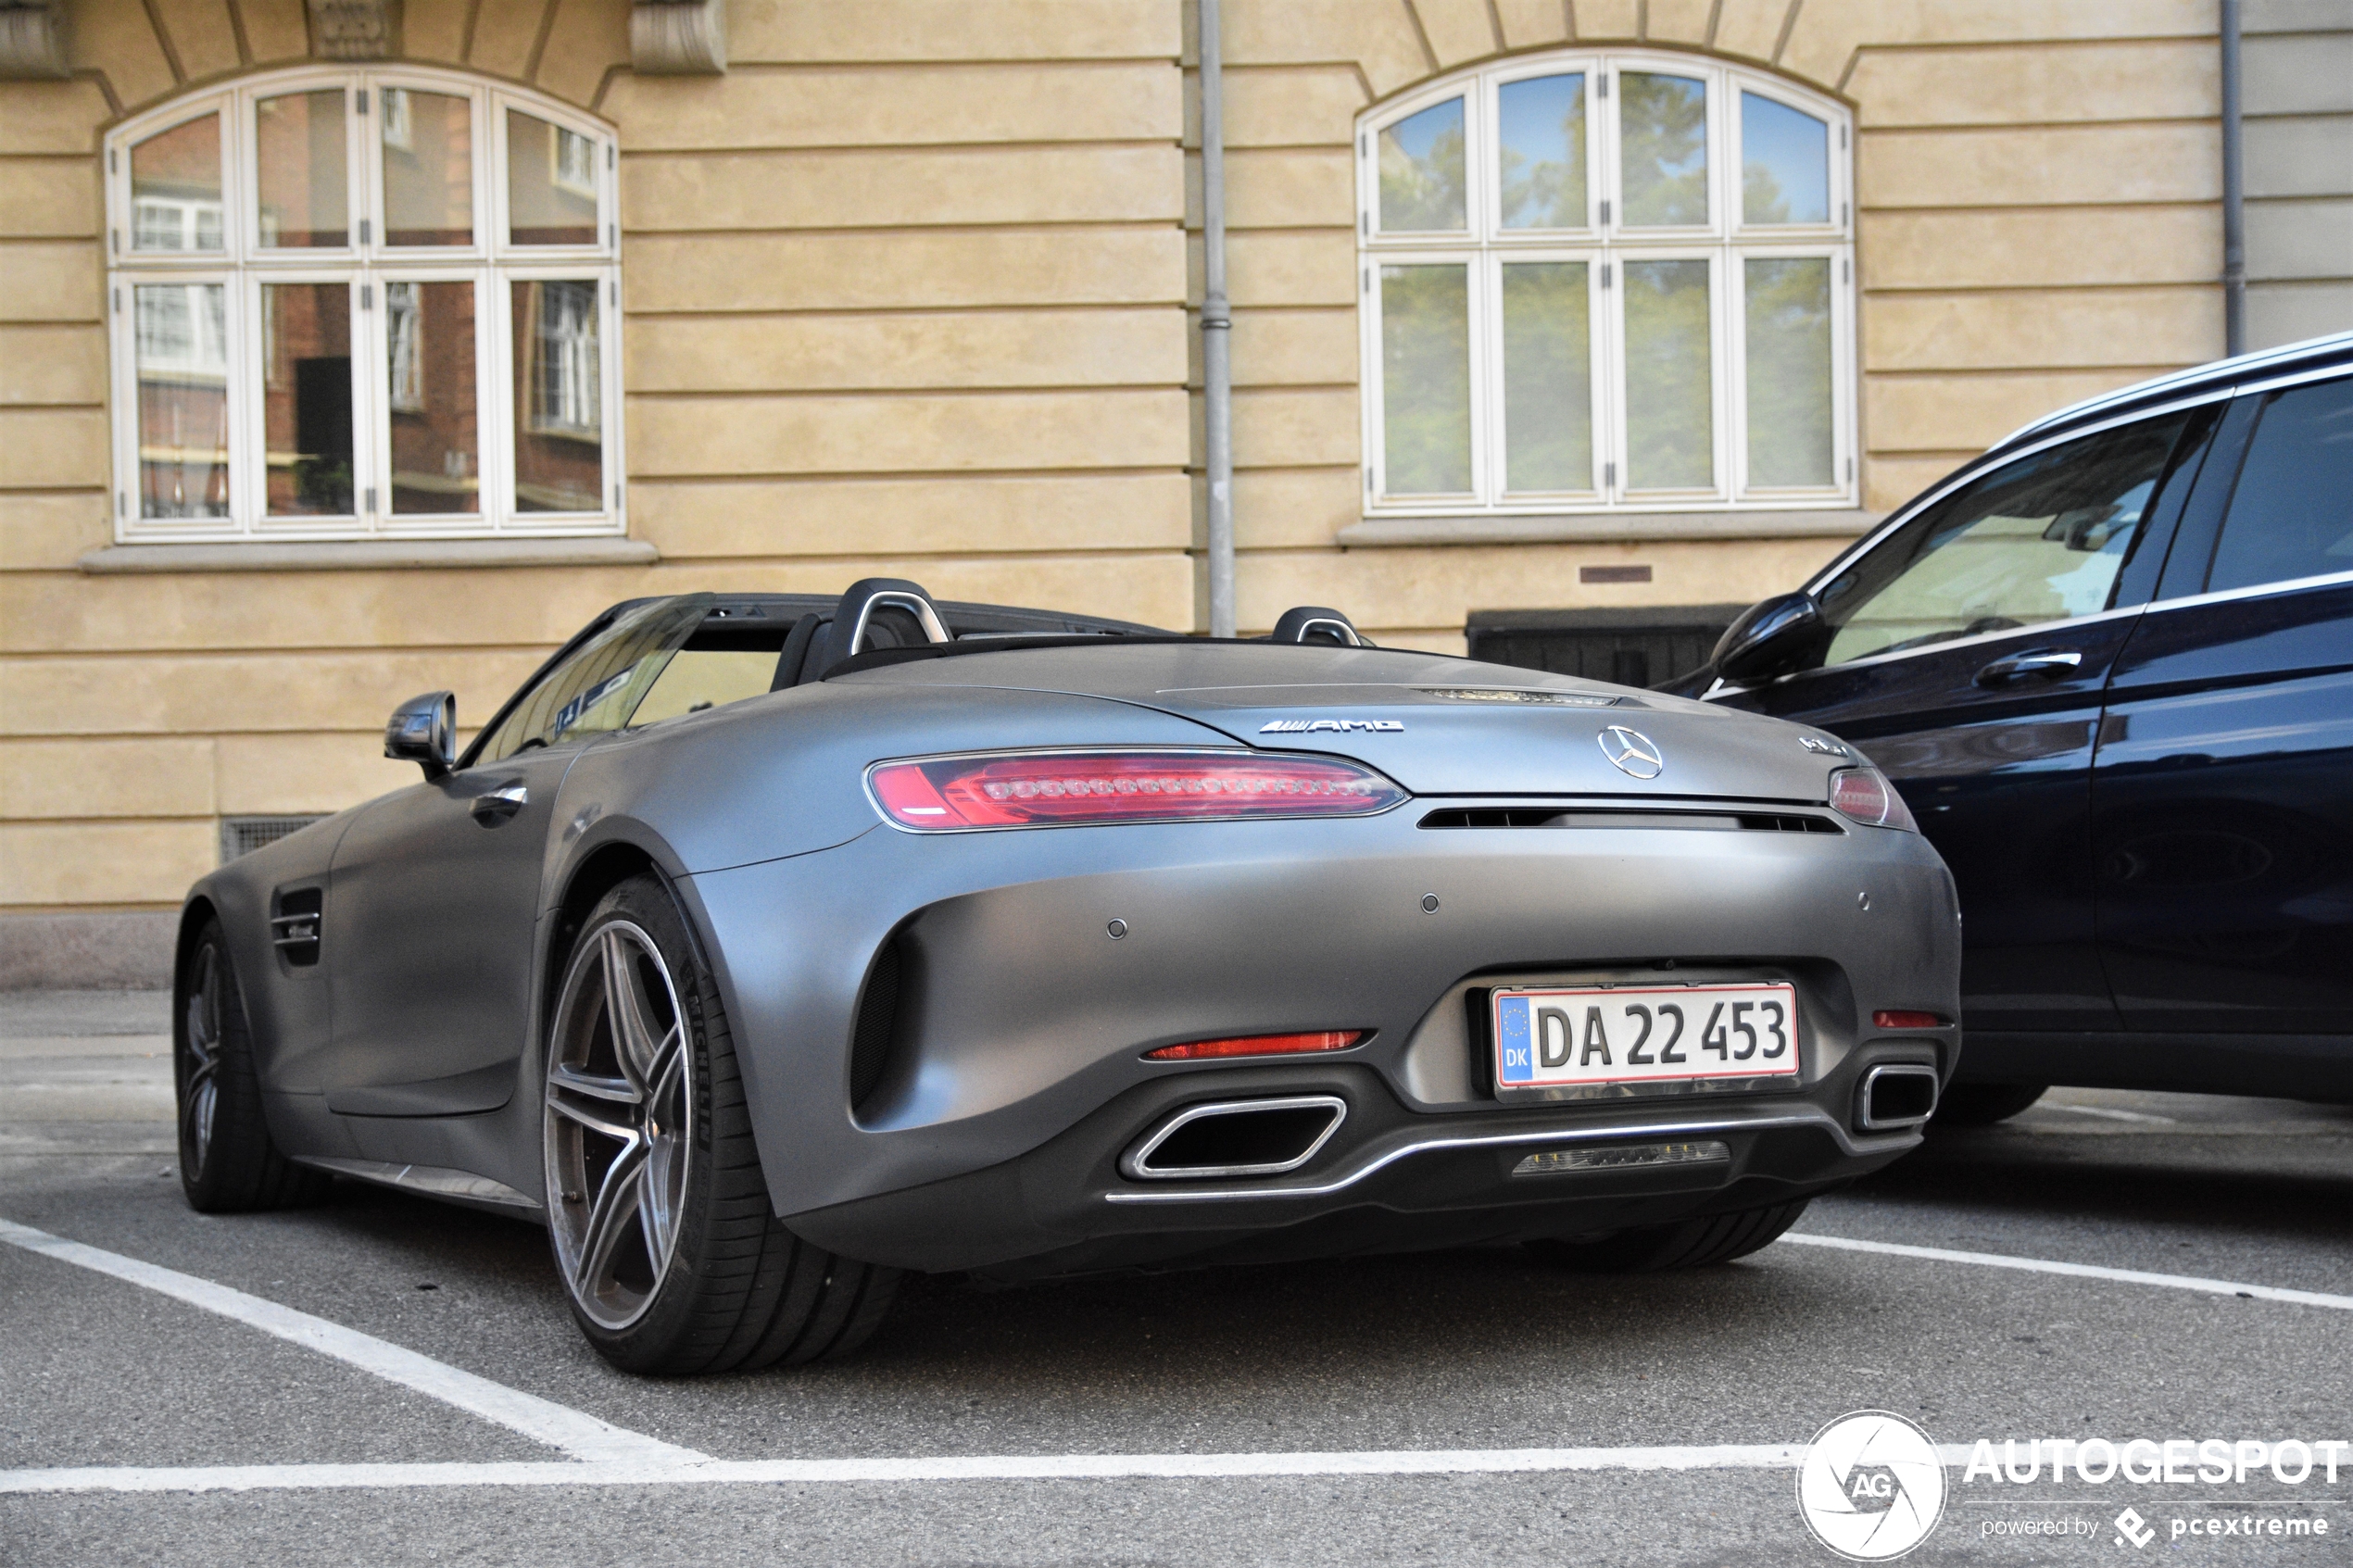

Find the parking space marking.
xmin=11 ymin=1443 xmax=1979 ymax=1494
xmin=0 ymin=1218 xmax=703 ymax=1466
xmin=2034 ymin=1103 xmax=2178 ymax=1124
xmin=1784 ymin=1232 xmax=2353 ymax=1310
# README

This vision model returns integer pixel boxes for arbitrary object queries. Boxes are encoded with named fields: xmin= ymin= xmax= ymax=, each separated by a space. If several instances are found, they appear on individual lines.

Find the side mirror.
xmin=385 ymin=691 xmax=456 ymax=781
xmin=1713 ymin=592 xmax=1824 ymax=684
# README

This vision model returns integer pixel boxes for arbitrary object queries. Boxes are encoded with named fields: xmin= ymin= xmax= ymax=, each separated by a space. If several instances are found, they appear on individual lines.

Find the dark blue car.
xmin=1666 ymin=332 xmax=2353 ymax=1123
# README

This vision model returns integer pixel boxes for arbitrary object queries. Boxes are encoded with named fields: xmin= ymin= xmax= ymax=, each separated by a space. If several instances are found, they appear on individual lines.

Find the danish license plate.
xmin=1492 ymin=983 xmax=1800 ymax=1092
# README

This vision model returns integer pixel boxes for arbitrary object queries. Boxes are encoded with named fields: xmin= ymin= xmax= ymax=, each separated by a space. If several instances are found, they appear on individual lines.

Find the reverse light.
xmin=867 ymin=750 xmax=1407 ymax=831
xmin=1143 ymin=1031 xmax=1365 ymax=1062
xmin=1872 ymin=1010 xmax=1948 ymax=1030
xmin=1829 ymin=767 xmax=1919 ymax=831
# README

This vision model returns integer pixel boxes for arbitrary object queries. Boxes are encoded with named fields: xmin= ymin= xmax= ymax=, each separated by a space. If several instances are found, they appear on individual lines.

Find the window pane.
xmin=1499 ymin=74 xmax=1586 ymax=229
xmin=1623 ymin=259 xmax=1713 ymax=490
xmin=479 ymin=595 xmax=714 ymax=762
xmin=1744 ymin=257 xmax=1833 ymax=487
xmin=1741 ymin=93 xmax=1829 ymax=224
xmin=1619 ymin=72 xmax=1708 ymax=227
xmin=133 ymin=283 xmax=230 ymax=518
xmin=507 ymin=109 xmax=599 ymax=245
xmin=1502 ymin=262 xmax=1592 ymax=492
xmin=387 ymin=281 xmax=480 ymax=515
xmin=1377 ymin=98 xmax=1466 ymax=232
xmin=1379 ymin=264 xmax=1471 ymax=495
xmin=512 ymin=279 xmax=604 ymax=512
xmin=1816 ymin=416 xmax=2189 ymax=666
xmin=256 ymin=90 xmax=348 ymax=248
xmin=263 ymin=282 xmax=355 ymax=516
xmin=2207 ymin=378 xmax=2353 ymax=594
xmin=382 ymin=88 xmax=473 ymax=246
xmin=131 ymin=115 xmax=223 ymax=254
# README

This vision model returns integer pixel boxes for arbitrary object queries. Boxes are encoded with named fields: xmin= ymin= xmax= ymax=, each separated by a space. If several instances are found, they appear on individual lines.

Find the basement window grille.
xmin=220 ymin=815 xmax=327 ymax=863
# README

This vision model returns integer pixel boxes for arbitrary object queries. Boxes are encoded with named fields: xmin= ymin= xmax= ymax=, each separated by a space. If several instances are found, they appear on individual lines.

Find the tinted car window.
xmin=475 ymin=595 xmax=714 ymax=763
xmin=1814 ymin=413 xmax=2188 ymax=667
xmin=2207 ymin=375 xmax=2353 ymax=595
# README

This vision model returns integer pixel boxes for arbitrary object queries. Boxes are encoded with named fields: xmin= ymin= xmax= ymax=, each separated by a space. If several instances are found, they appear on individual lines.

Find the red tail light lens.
xmin=1872 ymin=1010 xmax=1948 ymax=1030
xmin=1144 ymin=1030 xmax=1365 ymax=1061
xmin=1829 ymin=767 xmax=1919 ymax=831
xmin=868 ymin=750 xmax=1407 ymax=831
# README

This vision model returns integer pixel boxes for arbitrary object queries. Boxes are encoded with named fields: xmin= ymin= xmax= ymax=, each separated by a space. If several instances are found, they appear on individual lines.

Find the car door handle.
xmin=1975 ymin=648 xmax=2084 ymax=686
xmin=470 ymin=784 xmax=528 ymax=823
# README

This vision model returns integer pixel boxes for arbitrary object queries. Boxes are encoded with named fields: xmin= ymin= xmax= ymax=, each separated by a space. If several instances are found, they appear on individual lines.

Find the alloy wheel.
xmin=544 ymin=920 xmax=695 ymax=1331
xmin=177 ymin=942 xmax=222 ymax=1177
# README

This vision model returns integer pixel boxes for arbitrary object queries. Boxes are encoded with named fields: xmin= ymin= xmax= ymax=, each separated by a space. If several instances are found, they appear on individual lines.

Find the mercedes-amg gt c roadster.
xmin=174 ymin=578 xmax=1961 ymax=1374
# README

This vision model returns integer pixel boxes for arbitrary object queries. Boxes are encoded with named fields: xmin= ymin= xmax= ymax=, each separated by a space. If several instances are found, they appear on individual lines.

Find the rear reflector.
xmin=1143 ymin=1030 xmax=1365 ymax=1062
xmin=1829 ymin=767 xmax=1919 ymax=831
xmin=1872 ymin=1010 xmax=1947 ymax=1029
xmin=869 ymin=751 xmax=1406 ymax=831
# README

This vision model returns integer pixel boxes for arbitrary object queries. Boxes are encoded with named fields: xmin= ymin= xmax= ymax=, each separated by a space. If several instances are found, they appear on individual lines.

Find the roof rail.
xmin=1995 ymin=329 xmax=2353 ymax=452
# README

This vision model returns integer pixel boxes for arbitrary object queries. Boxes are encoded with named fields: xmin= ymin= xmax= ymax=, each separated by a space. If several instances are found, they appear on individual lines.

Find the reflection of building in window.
xmin=134 ymin=197 xmax=224 ymax=253
xmin=135 ymin=283 xmax=229 ymax=378
xmin=386 ymin=282 xmax=423 ymax=410
xmin=531 ymin=282 xmax=600 ymax=435
xmin=381 ymin=86 xmax=412 ymax=150
xmin=554 ymin=125 xmax=596 ymax=196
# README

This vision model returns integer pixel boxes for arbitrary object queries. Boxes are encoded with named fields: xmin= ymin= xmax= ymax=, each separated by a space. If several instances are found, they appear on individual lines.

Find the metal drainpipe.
xmin=2221 ymin=0 xmax=2246 ymax=357
xmin=1199 ymin=0 xmax=1236 ymax=638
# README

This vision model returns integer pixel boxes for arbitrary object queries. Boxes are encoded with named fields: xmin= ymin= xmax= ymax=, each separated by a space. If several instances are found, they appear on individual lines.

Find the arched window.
xmin=105 ymin=67 xmax=622 ymax=541
xmin=1358 ymin=54 xmax=1854 ymax=517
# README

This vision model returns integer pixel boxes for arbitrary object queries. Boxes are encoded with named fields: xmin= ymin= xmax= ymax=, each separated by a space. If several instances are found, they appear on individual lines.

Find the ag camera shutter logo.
xmin=1797 ymin=1411 xmax=1948 ymax=1560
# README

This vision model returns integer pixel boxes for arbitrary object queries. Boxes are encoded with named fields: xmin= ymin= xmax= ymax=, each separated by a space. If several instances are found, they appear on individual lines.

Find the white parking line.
xmin=2034 ymin=1103 xmax=2178 ymax=1124
xmin=0 ymin=1218 xmax=702 ymax=1466
xmin=7 ymin=1443 xmax=1944 ymax=1494
xmin=1783 ymin=1232 xmax=2353 ymax=1310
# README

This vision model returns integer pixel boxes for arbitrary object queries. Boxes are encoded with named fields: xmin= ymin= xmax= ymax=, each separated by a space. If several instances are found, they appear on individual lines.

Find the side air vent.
xmin=270 ymin=886 xmax=322 ymax=968
xmin=1420 ymin=808 xmax=1843 ymax=834
xmin=221 ymin=814 xmax=326 ymax=863
xmin=849 ymin=936 xmax=904 ymax=1111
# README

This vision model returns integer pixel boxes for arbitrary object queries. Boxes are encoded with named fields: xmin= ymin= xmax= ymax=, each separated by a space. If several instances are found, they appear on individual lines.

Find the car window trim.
xmin=1792 ymin=385 xmax=2243 ymax=628
xmin=2138 ymin=565 xmax=2353 ymax=621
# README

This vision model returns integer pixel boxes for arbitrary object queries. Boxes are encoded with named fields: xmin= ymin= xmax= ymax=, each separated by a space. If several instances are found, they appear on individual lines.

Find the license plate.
xmin=1491 ymin=983 xmax=1800 ymax=1093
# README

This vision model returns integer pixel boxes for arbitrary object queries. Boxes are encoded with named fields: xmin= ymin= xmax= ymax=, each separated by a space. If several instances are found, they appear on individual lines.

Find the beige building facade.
xmin=2 ymin=0 xmax=2348 ymax=980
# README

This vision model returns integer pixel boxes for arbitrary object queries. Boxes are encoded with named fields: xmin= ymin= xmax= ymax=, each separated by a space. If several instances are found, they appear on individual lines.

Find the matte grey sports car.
xmin=174 ymin=579 xmax=1962 ymax=1374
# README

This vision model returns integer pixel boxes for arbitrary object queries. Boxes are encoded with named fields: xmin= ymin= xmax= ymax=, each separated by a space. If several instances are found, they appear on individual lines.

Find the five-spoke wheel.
xmin=545 ymin=919 xmax=695 ymax=1332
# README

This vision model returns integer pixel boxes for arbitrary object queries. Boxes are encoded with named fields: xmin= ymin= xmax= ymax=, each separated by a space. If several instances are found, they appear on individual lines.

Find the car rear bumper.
xmin=679 ymin=797 xmax=1963 ymax=1271
xmin=783 ymin=1059 xmax=1927 ymax=1276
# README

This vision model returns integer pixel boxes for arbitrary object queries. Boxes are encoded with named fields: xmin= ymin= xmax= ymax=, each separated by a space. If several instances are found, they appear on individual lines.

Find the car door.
xmin=1714 ymin=405 xmax=2221 ymax=1035
xmin=321 ymin=596 xmax=713 ymax=1116
xmin=2094 ymin=369 xmax=2353 ymax=1045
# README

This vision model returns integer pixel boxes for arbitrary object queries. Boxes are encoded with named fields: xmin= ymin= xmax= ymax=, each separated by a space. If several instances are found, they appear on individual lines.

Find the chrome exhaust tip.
xmin=1856 ymin=1063 xmax=1940 ymax=1131
xmin=1121 ymin=1095 xmax=1347 ymax=1180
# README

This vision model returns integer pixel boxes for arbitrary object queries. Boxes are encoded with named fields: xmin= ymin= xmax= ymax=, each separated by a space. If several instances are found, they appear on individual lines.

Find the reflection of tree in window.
xmin=513 ymin=280 xmax=602 ymax=512
xmin=1499 ymin=76 xmax=1586 ymax=229
xmin=1744 ymin=258 xmax=1832 ymax=486
xmin=1378 ymin=98 xmax=1466 ymax=232
xmin=1620 ymin=73 xmax=1708 ymax=226
xmin=1379 ymin=264 xmax=1471 ymax=494
xmin=1623 ymin=259 xmax=1712 ymax=489
xmin=1741 ymin=94 xmax=1829 ymax=225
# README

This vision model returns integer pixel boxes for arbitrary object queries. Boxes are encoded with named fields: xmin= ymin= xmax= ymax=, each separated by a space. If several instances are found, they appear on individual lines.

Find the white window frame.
xmin=104 ymin=64 xmax=623 ymax=543
xmin=1358 ymin=51 xmax=1855 ymax=518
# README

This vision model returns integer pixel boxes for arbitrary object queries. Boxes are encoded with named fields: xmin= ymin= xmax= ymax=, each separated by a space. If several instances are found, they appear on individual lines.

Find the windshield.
xmin=472 ymin=594 xmax=716 ymax=764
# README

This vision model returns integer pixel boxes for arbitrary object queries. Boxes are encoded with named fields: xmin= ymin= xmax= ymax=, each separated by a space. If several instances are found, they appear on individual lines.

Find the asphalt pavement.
xmin=4 ymin=989 xmax=2348 ymax=1566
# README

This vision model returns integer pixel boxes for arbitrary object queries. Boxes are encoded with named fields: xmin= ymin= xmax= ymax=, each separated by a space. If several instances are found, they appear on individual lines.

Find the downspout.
xmin=1198 ymin=0 xmax=1236 ymax=638
xmin=2221 ymin=0 xmax=2246 ymax=356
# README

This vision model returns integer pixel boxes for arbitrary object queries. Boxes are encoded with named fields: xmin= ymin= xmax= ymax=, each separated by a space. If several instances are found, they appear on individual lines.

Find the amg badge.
xmin=1260 ymin=719 xmax=1404 ymax=734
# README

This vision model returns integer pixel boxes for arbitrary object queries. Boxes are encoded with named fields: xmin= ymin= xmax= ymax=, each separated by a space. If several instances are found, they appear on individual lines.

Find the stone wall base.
xmin=1 ymin=912 xmax=178 ymax=990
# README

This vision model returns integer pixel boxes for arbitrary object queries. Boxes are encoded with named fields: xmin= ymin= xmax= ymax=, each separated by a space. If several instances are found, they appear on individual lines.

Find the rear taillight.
xmin=1143 ymin=1030 xmax=1365 ymax=1062
xmin=1829 ymin=767 xmax=1918 ymax=831
xmin=868 ymin=750 xmax=1407 ymax=831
